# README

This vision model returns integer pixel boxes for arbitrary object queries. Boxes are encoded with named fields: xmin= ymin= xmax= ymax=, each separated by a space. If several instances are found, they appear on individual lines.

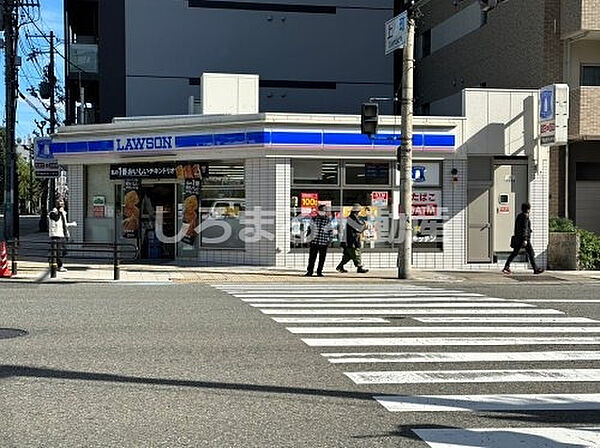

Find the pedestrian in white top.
xmin=48 ymin=199 xmax=77 ymax=272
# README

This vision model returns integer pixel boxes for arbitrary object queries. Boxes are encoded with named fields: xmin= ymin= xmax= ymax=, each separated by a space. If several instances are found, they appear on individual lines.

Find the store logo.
xmin=412 ymin=166 xmax=427 ymax=183
xmin=540 ymin=89 xmax=554 ymax=121
xmin=115 ymin=136 xmax=174 ymax=151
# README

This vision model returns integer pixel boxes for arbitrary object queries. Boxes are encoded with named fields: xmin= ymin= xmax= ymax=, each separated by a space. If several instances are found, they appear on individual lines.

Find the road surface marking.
xmin=374 ymin=393 xmax=600 ymax=412
xmin=302 ymin=336 xmax=600 ymax=347
xmin=345 ymin=368 xmax=600 ymax=384
xmin=237 ymin=292 xmax=482 ymax=298
xmin=243 ymin=297 xmax=500 ymax=303
xmin=289 ymin=326 xmax=600 ymax=334
xmin=413 ymin=317 xmax=598 ymax=323
xmin=253 ymin=302 xmax=528 ymax=309
xmin=322 ymin=350 xmax=600 ymax=364
xmin=261 ymin=308 xmax=563 ymax=315
xmin=273 ymin=317 xmax=391 ymax=324
xmin=511 ymin=299 xmax=600 ymax=303
xmin=412 ymin=427 xmax=600 ymax=448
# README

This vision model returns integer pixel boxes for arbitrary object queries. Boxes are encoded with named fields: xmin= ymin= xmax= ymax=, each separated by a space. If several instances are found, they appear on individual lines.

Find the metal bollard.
xmin=50 ymin=240 xmax=57 ymax=279
xmin=113 ymin=243 xmax=120 ymax=281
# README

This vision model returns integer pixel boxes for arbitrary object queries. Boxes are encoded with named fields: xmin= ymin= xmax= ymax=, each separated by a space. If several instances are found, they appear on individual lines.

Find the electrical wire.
xmin=18 ymin=89 xmax=49 ymax=121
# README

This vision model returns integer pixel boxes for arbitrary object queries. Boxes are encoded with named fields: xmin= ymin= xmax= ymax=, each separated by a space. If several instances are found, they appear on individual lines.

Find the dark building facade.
xmin=64 ymin=0 xmax=394 ymax=125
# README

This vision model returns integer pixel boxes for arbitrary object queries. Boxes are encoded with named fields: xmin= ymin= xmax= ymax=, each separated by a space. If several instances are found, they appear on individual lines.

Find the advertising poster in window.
xmin=182 ymin=179 xmax=201 ymax=246
xmin=122 ymin=179 xmax=141 ymax=239
xmin=412 ymin=189 xmax=443 ymax=244
xmin=412 ymin=190 xmax=442 ymax=219
xmin=342 ymin=205 xmax=380 ymax=243
xmin=300 ymin=192 xmax=319 ymax=216
xmin=371 ymin=191 xmax=389 ymax=208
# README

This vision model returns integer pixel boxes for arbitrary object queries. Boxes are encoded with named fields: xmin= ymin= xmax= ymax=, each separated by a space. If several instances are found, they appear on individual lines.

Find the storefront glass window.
xmin=291 ymin=189 xmax=341 ymax=248
xmin=412 ymin=160 xmax=443 ymax=251
xmin=292 ymin=160 xmax=339 ymax=185
xmin=198 ymin=162 xmax=245 ymax=249
xmin=345 ymin=162 xmax=390 ymax=185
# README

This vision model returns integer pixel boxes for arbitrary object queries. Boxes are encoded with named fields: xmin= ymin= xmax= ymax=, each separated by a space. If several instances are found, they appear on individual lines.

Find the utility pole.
xmin=3 ymin=0 xmax=19 ymax=242
xmin=397 ymin=11 xmax=415 ymax=279
xmin=48 ymin=30 xmax=56 ymax=207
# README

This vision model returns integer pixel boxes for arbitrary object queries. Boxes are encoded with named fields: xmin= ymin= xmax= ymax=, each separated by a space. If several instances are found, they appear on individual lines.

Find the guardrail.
xmin=6 ymin=240 xmax=139 ymax=281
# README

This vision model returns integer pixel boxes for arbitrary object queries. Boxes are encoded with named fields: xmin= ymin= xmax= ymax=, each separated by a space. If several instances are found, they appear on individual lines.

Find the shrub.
xmin=577 ymin=228 xmax=600 ymax=270
xmin=549 ymin=217 xmax=576 ymax=233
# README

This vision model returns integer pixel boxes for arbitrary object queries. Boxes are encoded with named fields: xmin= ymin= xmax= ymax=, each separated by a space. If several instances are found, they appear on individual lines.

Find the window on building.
xmin=581 ymin=65 xmax=600 ymax=87
xmin=345 ymin=162 xmax=390 ymax=185
xmin=292 ymin=160 xmax=339 ymax=185
xmin=197 ymin=162 xmax=245 ymax=250
xmin=291 ymin=160 xmax=394 ymax=250
xmin=422 ymin=29 xmax=431 ymax=57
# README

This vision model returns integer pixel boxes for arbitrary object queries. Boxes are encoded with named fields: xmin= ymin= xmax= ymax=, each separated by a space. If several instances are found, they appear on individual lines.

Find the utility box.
xmin=201 ymin=73 xmax=259 ymax=115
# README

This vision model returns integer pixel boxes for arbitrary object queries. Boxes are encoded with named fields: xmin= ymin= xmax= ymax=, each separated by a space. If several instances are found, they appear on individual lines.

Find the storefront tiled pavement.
xmin=4 ymin=260 xmax=600 ymax=285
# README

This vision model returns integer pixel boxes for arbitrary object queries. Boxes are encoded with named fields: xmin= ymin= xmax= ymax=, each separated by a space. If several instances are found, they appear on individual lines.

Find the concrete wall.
xmin=568 ymin=40 xmax=600 ymax=85
xmin=462 ymin=89 xmax=539 ymax=158
xmin=125 ymin=0 xmax=394 ymax=116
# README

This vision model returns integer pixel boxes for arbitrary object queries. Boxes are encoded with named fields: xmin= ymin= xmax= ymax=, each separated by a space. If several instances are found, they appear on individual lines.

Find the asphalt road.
xmin=2 ymin=280 xmax=600 ymax=447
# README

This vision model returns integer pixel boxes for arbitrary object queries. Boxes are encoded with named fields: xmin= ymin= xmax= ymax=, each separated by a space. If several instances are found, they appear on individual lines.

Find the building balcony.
xmin=569 ymin=87 xmax=600 ymax=140
xmin=562 ymin=0 xmax=600 ymax=39
xmin=68 ymin=43 xmax=98 ymax=74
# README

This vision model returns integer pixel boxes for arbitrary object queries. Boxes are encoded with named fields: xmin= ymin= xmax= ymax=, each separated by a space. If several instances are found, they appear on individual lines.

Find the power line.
xmin=18 ymin=89 xmax=49 ymax=121
xmin=23 ymin=7 xmax=90 ymax=74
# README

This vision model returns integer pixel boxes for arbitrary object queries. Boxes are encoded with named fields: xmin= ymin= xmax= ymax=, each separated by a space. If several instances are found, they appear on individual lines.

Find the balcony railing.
xmin=569 ymin=87 xmax=600 ymax=140
xmin=68 ymin=43 xmax=98 ymax=74
xmin=562 ymin=0 xmax=600 ymax=39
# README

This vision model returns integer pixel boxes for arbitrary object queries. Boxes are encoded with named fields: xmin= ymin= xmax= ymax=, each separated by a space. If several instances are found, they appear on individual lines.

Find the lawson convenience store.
xmin=48 ymin=88 xmax=550 ymax=270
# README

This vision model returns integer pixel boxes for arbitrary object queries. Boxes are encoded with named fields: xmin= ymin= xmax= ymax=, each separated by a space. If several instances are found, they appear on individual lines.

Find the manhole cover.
xmin=0 ymin=328 xmax=27 ymax=340
xmin=512 ymin=275 xmax=565 ymax=282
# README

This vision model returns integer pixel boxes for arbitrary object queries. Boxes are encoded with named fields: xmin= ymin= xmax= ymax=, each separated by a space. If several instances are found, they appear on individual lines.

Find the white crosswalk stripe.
xmin=214 ymin=282 xmax=600 ymax=445
xmin=412 ymin=427 xmax=600 ymax=447
xmin=252 ymin=302 xmax=530 ymax=308
xmin=274 ymin=317 xmax=391 ymax=324
xmin=261 ymin=308 xmax=563 ymax=315
xmin=374 ymin=393 xmax=600 ymax=412
xmin=243 ymin=297 xmax=502 ymax=303
xmin=322 ymin=350 xmax=600 ymax=364
xmin=345 ymin=368 xmax=600 ymax=385
xmin=302 ymin=336 xmax=600 ymax=347
xmin=290 ymin=326 xmax=600 ymax=334
xmin=413 ymin=316 xmax=598 ymax=323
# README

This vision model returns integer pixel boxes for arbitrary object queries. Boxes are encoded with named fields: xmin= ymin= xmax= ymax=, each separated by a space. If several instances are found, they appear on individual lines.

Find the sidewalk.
xmin=3 ymin=260 xmax=600 ymax=284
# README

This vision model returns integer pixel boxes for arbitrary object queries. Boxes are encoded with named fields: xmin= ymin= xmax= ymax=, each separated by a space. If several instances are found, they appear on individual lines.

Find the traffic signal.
xmin=361 ymin=103 xmax=379 ymax=136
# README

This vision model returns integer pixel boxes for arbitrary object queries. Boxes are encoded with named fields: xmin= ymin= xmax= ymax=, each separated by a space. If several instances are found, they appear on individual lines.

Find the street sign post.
xmin=385 ymin=11 xmax=408 ymax=55
xmin=540 ymin=84 xmax=569 ymax=146
xmin=34 ymin=137 xmax=59 ymax=178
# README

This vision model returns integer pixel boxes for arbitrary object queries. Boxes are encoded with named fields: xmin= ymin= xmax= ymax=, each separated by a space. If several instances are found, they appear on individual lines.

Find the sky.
xmin=1 ymin=0 xmax=65 ymax=142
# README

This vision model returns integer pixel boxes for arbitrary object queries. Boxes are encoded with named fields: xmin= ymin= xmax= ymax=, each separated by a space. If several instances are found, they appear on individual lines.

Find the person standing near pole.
xmin=336 ymin=203 xmax=369 ymax=274
xmin=304 ymin=204 xmax=333 ymax=277
xmin=503 ymin=203 xmax=543 ymax=275
xmin=48 ymin=199 xmax=77 ymax=272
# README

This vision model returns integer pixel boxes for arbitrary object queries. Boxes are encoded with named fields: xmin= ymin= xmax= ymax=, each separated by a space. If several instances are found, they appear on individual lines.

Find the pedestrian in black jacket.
xmin=503 ymin=203 xmax=543 ymax=275
xmin=336 ymin=203 xmax=369 ymax=274
xmin=305 ymin=204 xmax=333 ymax=277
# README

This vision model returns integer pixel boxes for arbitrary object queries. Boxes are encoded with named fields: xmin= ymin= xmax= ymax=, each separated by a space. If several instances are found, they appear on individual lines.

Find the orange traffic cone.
xmin=0 ymin=241 xmax=12 ymax=278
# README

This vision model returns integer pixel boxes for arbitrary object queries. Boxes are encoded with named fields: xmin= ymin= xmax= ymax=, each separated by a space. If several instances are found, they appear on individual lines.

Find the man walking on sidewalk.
xmin=305 ymin=204 xmax=333 ymax=277
xmin=48 ymin=199 xmax=77 ymax=272
xmin=336 ymin=203 xmax=369 ymax=274
xmin=503 ymin=202 xmax=543 ymax=275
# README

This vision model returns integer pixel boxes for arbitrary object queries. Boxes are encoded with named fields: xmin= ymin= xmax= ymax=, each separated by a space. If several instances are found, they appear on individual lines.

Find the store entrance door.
xmin=140 ymin=184 xmax=176 ymax=260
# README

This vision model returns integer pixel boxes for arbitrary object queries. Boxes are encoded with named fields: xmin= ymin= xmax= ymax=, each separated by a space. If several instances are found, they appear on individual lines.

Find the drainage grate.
xmin=0 ymin=328 xmax=28 ymax=340
xmin=512 ymin=275 xmax=565 ymax=282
